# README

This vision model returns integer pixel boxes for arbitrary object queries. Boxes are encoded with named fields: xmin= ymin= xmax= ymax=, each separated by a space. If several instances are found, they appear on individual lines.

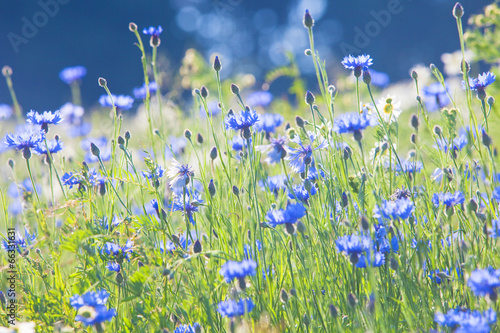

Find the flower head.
xmin=174 ymin=323 xmax=201 ymax=333
xmin=106 ymin=262 xmax=121 ymax=272
xmin=60 ymin=102 xmax=85 ymax=125
xmin=142 ymin=26 xmax=163 ymax=37
xmin=432 ymin=191 xmax=465 ymax=208
xmin=170 ymin=189 xmax=203 ymax=225
xmin=59 ymin=66 xmax=87 ymax=84
xmin=33 ymin=138 xmax=64 ymax=155
xmin=217 ymin=298 xmax=255 ymax=318
xmin=336 ymin=235 xmax=372 ymax=257
xmin=99 ymin=94 xmax=134 ymax=111
xmin=256 ymin=135 xmax=287 ymax=164
xmin=0 ymin=104 xmax=13 ymax=120
xmin=288 ymin=183 xmax=317 ymax=204
xmin=26 ymin=110 xmax=63 ymax=131
xmin=376 ymin=96 xmax=402 ymax=123
xmin=5 ymin=127 xmax=45 ymax=158
xmin=435 ymin=308 xmax=496 ymax=332
xmin=341 ymin=54 xmax=373 ymax=70
xmin=393 ymin=159 xmax=423 ymax=175
xmin=133 ymin=82 xmax=158 ymax=100
xmin=466 ymin=72 xmax=496 ymax=91
xmin=258 ymin=175 xmax=288 ymax=195
xmin=467 ymin=267 xmax=500 ymax=297
xmin=102 ymin=240 xmax=134 ymax=261
xmin=70 ymin=290 xmax=116 ymax=326
xmin=246 ymin=91 xmax=273 ymax=108
xmin=333 ymin=112 xmax=377 ymax=136
xmin=285 ymin=131 xmax=327 ymax=173
xmin=225 ymin=109 xmax=259 ymax=137
xmin=2 ymin=227 xmax=36 ymax=254
xmin=265 ymin=203 xmax=306 ymax=228
xmin=423 ymin=82 xmax=450 ymax=112
xmin=167 ymin=160 xmax=194 ymax=189
xmin=220 ymin=259 xmax=257 ymax=282
xmin=373 ymin=198 xmax=415 ymax=220
xmin=141 ymin=165 xmax=165 ymax=181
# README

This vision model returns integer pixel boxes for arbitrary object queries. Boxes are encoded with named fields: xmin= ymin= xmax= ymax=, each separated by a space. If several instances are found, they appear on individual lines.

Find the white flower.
xmin=376 ymin=95 xmax=402 ymax=123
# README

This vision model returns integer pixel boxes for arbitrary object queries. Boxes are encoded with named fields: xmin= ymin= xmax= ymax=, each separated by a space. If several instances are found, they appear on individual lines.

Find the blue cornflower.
xmin=307 ymin=163 xmax=325 ymax=181
xmin=341 ymin=54 xmax=373 ymax=71
xmin=336 ymin=235 xmax=372 ymax=263
xmin=99 ymin=94 xmax=134 ymax=111
xmin=220 ymin=259 xmax=257 ymax=282
xmin=217 ymin=298 xmax=255 ymax=318
xmin=243 ymin=240 xmax=262 ymax=260
xmin=170 ymin=190 xmax=203 ymax=225
xmin=435 ymin=308 xmax=496 ymax=333
xmin=488 ymin=220 xmax=500 ymax=238
xmin=465 ymin=72 xmax=496 ymax=91
xmin=225 ymin=109 xmax=259 ymax=137
xmin=356 ymin=251 xmax=385 ymax=268
xmin=423 ymin=82 xmax=450 ymax=112
xmin=60 ymin=102 xmax=85 ymax=125
xmin=373 ymin=198 xmax=415 ymax=220
xmin=435 ymin=135 xmax=468 ymax=154
xmin=68 ymin=122 xmax=92 ymax=138
xmin=106 ymin=262 xmax=121 ymax=272
xmin=167 ymin=160 xmax=194 ymax=189
xmin=256 ymin=135 xmax=287 ymax=164
xmin=369 ymin=69 xmax=390 ymax=88
xmin=231 ymin=135 xmax=251 ymax=158
xmin=2 ymin=227 xmax=36 ymax=254
xmin=254 ymin=113 xmax=284 ymax=134
xmin=8 ymin=179 xmax=41 ymax=199
xmin=59 ymin=66 xmax=87 ymax=84
xmin=246 ymin=91 xmax=273 ymax=108
xmin=285 ymin=131 xmax=328 ymax=173
xmin=62 ymin=172 xmax=82 ymax=189
xmin=159 ymin=233 xmax=194 ymax=253
xmin=5 ymin=127 xmax=45 ymax=159
xmin=26 ymin=110 xmax=62 ymax=132
xmin=467 ymin=267 xmax=500 ymax=297
xmin=493 ymin=187 xmax=500 ymax=202
xmin=133 ymin=82 xmax=158 ymax=100
xmin=333 ymin=112 xmax=377 ymax=137
xmin=0 ymin=104 xmax=13 ymax=120
xmin=288 ymin=184 xmax=317 ymax=204
xmin=33 ymin=138 xmax=64 ymax=155
xmin=258 ymin=175 xmax=288 ymax=195
xmin=432 ymin=191 xmax=465 ymax=208
xmin=393 ymin=159 xmax=423 ymax=175
xmin=141 ymin=165 xmax=165 ymax=180
xmin=142 ymin=26 xmax=163 ymax=37
xmin=102 ymin=240 xmax=134 ymax=261
xmin=265 ymin=203 xmax=307 ymax=228
xmin=70 ymin=290 xmax=116 ymax=326
xmin=174 ymin=323 xmax=201 ymax=333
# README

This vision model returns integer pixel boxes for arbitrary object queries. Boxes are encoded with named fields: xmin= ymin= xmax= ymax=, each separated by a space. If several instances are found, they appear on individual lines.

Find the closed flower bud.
xmin=482 ymin=130 xmax=492 ymax=147
xmin=460 ymin=60 xmax=470 ymax=74
xmin=411 ymin=70 xmax=418 ymax=80
xmin=487 ymin=96 xmax=495 ymax=107
xmin=302 ymin=313 xmax=310 ymax=327
xmin=170 ymin=313 xmax=179 ymax=324
xmin=117 ymin=136 xmax=125 ymax=145
xmin=98 ymin=77 xmax=107 ymax=87
xmin=125 ymin=131 xmax=131 ymax=141
xmin=410 ymin=133 xmax=417 ymax=144
xmin=477 ymin=89 xmax=486 ymax=101
xmin=99 ymin=182 xmax=106 ymax=196
xmin=230 ymin=83 xmax=240 ymax=95
xmin=304 ymin=49 xmax=312 ymax=56
xmin=362 ymin=70 xmax=371 ymax=84
xmin=232 ymin=185 xmax=240 ymax=196
xmin=304 ymin=156 xmax=312 ymax=166
xmin=303 ymin=9 xmax=314 ymax=28
xmin=194 ymin=88 xmax=201 ymax=96
xmin=290 ymin=288 xmax=297 ymax=297
xmin=328 ymin=85 xmax=336 ymax=94
xmin=150 ymin=35 xmax=160 ymax=47
xmin=296 ymin=116 xmax=305 ymax=128
xmin=242 ymin=127 xmax=251 ymax=140
xmin=129 ymin=22 xmax=137 ymax=32
xmin=390 ymin=257 xmax=399 ymax=271
xmin=184 ymin=129 xmax=192 ymax=140
xmin=280 ymin=289 xmax=289 ymax=303
xmin=2 ymin=66 xmax=13 ymax=77
xmin=171 ymin=234 xmax=180 ymax=244
xmin=343 ymin=146 xmax=352 ymax=160
xmin=138 ymin=260 xmax=144 ymax=268
xmin=354 ymin=66 xmax=362 ymax=78
xmin=200 ymin=86 xmax=209 ymax=98
xmin=304 ymin=179 xmax=312 ymax=192
xmin=349 ymin=253 xmax=359 ymax=264
xmin=433 ymin=125 xmax=442 ymax=136
xmin=329 ymin=304 xmax=338 ymax=318
xmin=90 ymin=142 xmax=100 ymax=157
xmin=468 ymin=198 xmax=478 ymax=213
xmin=213 ymin=56 xmax=221 ymax=72
xmin=212 ymin=228 xmax=219 ymax=239
xmin=347 ymin=293 xmax=358 ymax=307
xmin=285 ymin=223 xmax=295 ymax=235
xmin=116 ymin=272 xmax=124 ymax=284
xmin=197 ymin=133 xmax=204 ymax=144
xmin=208 ymin=179 xmax=216 ymax=197
xmin=193 ymin=240 xmax=202 ymax=253
xmin=353 ymin=130 xmax=363 ymax=142
xmin=453 ymin=2 xmax=464 ymax=18
xmin=410 ymin=113 xmax=419 ymax=130
xmin=296 ymin=221 xmax=306 ymax=234
xmin=238 ymin=277 xmax=246 ymax=290
xmin=8 ymin=159 xmax=14 ymax=169
xmin=341 ymin=192 xmax=349 ymax=208
xmin=305 ymin=90 xmax=315 ymax=105
xmin=361 ymin=216 xmax=369 ymax=231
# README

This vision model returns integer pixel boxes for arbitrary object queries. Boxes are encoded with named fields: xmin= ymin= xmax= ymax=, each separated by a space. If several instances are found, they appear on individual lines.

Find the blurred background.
xmin=0 ymin=0 xmax=490 ymax=111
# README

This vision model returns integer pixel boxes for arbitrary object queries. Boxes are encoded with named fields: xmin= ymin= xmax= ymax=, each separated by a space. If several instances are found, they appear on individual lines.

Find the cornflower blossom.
xmin=285 ymin=131 xmax=327 ymax=173
xmin=217 ymin=298 xmax=255 ymax=318
xmin=99 ymin=94 xmax=134 ymax=111
xmin=254 ymin=113 xmax=284 ymax=134
xmin=219 ymin=259 xmax=257 ymax=282
xmin=265 ymin=203 xmax=307 ymax=228
xmin=373 ymin=198 xmax=415 ymax=220
xmin=70 ymin=290 xmax=116 ymax=326
xmin=167 ymin=160 xmax=194 ymax=189
xmin=256 ymin=135 xmax=286 ymax=164
xmin=59 ymin=66 xmax=87 ymax=84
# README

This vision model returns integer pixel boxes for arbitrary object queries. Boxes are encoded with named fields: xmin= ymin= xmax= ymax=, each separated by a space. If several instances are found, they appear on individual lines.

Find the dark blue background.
xmin=0 ymin=0 xmax=490 ymax=111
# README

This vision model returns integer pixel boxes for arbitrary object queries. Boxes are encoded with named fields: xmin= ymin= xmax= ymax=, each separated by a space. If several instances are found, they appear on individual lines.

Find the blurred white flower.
xmin=376 ymin=95 xmax=402 ymax=123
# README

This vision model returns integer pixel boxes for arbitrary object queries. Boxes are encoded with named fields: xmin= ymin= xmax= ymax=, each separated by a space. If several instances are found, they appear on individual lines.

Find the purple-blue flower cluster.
xmin=265 ymin=203 xmax=307 ymax=228
xmin=220 ymin=259 xmax=257 ymax=282
xmin=217 ymin=298 xmax=255 ymax=318
xmin=70 ymin=290 xmax=116 ymax=326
